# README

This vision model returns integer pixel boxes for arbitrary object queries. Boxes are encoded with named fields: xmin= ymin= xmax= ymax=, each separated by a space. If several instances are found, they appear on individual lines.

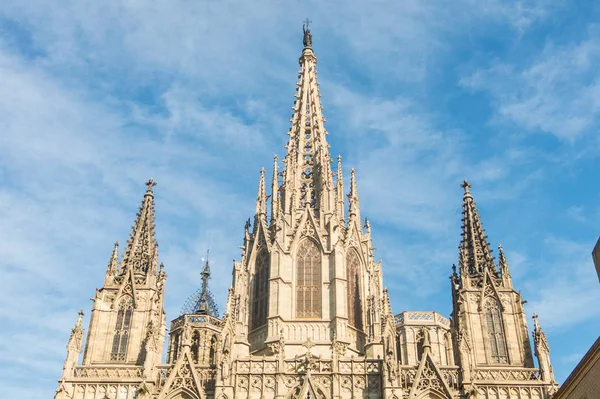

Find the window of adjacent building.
xmin=296 ymin=239 xmax=321 ymax=318
xmin=346 ymin=249 xmax=363 ymax=330
xmin=485 ymin=299 xmax=508 ymax=363
xmin=110 ymin=298 xmax=133 ymax=361
xmin=251 ymin=250 xmax=270 ymax=329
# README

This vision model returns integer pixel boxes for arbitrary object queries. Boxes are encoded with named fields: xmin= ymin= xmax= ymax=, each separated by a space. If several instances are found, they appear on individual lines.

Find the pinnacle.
xmin=458 ymin=181 xmax=494 ymax=278
xmin=121 ymin=180 xmax=158 ymax=276
xmin=461 ymin=179 xmax=472 ymax=198
xmin=145 ymin=177 xmax=157 ymax=197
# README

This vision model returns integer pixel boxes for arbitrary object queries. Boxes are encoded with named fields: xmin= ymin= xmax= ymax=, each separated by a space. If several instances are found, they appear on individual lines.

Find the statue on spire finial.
xmin=303 ymin=18 xmax=313 ymax=48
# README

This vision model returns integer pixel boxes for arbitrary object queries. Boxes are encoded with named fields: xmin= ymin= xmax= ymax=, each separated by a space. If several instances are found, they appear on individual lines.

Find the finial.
xmin=78 ymin=309 xmax=84 ymax=318
xmin=145 ymin=177 xmax=157 ymax=191
xmin=532 ymin=313 xmax=540 ymax=330
xmin=461 ymin=179 xmax=472 ymax=196
xmin=302 ymin=18 xmax=313 ymax=48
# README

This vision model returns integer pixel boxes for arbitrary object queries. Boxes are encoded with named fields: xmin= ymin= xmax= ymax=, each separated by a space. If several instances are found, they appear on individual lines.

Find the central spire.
xmin=280 ymin=23 xmax=334 ymax=218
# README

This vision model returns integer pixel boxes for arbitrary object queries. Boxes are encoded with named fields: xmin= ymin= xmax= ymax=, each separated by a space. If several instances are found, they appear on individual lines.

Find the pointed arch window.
xmin=110 ymin=298 xmax=133 ymax=361
xmin=251 ymin=250 xmax=270 ymax=329
xmin=296 ymin=239 xmax=321 ymax=318
xmin=485 ymin=299 xmax=508 ymax=363
xmin=346 ymin=249 xmax=363 ymax=330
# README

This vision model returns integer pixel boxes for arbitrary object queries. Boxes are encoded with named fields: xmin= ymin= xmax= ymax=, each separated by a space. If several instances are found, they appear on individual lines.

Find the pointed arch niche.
xmin=346 ymin=249 xmax=363 ymax=330
xmin=251 ymin=250 xmax=270 ymax=329
xmin=110 ymin=297 xmax=133 ymax=361
xmin=296 ymin=239 xmax=321 ymax=318
xmin=484 ymin=298 xmax=508 ymax=363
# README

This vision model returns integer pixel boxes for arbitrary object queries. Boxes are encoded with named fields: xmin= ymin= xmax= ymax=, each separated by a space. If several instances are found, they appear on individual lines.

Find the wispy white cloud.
xmin=461 ymin=25 xmax=600 ymax=141
xmin=0 ymin=0 xmax=595 ymax=395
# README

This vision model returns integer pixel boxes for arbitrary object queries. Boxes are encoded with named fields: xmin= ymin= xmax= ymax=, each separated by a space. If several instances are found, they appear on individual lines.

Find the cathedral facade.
xmin=55 ymin=27 xmax=559 ymax=399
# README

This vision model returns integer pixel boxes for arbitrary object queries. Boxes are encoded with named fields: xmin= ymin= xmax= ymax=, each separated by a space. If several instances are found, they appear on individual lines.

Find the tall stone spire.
xmin=459 ymin=180 xmax=494 ymax=278
xmin=121 ymin=178 xmax=158 ymax=276
xmin=280 ymin=22 xmax=335 ymax=219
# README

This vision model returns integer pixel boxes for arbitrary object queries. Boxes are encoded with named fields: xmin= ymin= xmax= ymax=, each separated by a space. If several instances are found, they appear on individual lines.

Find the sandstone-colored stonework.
xmin=55 ymin=27 xmax=559 ymax=399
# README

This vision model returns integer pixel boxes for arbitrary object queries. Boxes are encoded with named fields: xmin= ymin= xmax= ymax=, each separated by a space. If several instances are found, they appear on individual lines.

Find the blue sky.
xmin=1 ymin=0 xmax=599 ymax=397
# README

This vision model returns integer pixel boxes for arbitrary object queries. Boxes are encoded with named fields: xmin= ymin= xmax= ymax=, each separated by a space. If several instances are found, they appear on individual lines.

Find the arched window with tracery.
xmin=485 ymin=299 xmax=508 ymax=363
xmin=296 ymin=239 xmax=321 ymax=318
xmin=346 ymin=249 xmax=363 ymax=330
xmin=251 ymin=250 xmax=270 ymax=329
xmin=110 ymin=297 xmax=133 ymax=361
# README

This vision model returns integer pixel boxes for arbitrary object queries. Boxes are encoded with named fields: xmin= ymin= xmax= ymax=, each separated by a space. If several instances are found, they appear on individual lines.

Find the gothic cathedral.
xmin=55 ymin=27 xmax=559 ymax=399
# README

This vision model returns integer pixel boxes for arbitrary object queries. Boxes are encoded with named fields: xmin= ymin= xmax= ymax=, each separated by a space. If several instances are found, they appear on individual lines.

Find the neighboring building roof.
xmin=553 ymin=336 xmax=600 ymax=399
xmin=592 ymin=237 xmax=600 ymax=283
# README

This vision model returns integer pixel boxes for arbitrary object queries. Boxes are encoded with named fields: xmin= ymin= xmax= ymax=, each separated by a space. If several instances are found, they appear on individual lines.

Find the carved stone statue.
xmin=303 ymin=24 xmax=312 ymax=48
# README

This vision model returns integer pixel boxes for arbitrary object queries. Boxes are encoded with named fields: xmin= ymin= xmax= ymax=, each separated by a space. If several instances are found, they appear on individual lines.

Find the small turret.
xmin=533 ymin=314 xmax=556 ymax=384
xmin=62 ymin=310 xmax=84 ymax=378
xmin=181 ymin=251 xmax=220 ymax=317
xmin=104 ymin=242 xmax=119 ymax=285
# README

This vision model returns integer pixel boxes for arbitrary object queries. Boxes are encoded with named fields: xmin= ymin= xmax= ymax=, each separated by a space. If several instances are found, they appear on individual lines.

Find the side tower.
xmin=216 ymin=24 xmax=396 ymax=399
xmin=451 ymin=181 xmax=558 ymax=398
xmin=157 ymin=256 xmax=223 ymax=399
xmin=55 ymin=180 xmax=167 ymax=399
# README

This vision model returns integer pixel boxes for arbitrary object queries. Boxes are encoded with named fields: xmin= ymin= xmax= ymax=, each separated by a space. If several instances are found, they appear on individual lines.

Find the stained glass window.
xmin=485 ymin=300 xmax=508 ymax=363
xmin=110 ymin=298 xmax=133 ymax=361
xmin=251 ymin=251 xmax=270 ymax=329
xmin=346 ymin=250 xmax=363 ymax=330
xmin=296 ymin=239 xmax=321 ymax=318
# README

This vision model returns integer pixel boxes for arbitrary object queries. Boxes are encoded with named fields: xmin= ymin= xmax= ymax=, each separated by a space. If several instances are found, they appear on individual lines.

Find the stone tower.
xmin=450 ymin=180 xmax=558 ymax=397
xmin=56 ymin=26 xmax=560 ymax=399
xmin=55 ymin=179 xmax=167 ymax=399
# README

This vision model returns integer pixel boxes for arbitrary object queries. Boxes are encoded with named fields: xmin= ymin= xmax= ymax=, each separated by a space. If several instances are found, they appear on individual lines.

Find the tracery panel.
xmin=251 ymin=250 xmax=270 ymax=329
xmin=346 ymin=249 xmax=363 ymax=330
xmin=485 ymin=299 xmax=508 ymax=363
xmin=110 ymin=297 xmax=133 ymax=361
xmin=296 ymin=239 xmax=321 ymax=318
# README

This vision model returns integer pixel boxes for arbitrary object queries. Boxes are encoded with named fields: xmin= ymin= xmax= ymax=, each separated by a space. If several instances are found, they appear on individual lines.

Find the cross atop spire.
xmin=461 ymin=179 xmax=472 ymax=197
